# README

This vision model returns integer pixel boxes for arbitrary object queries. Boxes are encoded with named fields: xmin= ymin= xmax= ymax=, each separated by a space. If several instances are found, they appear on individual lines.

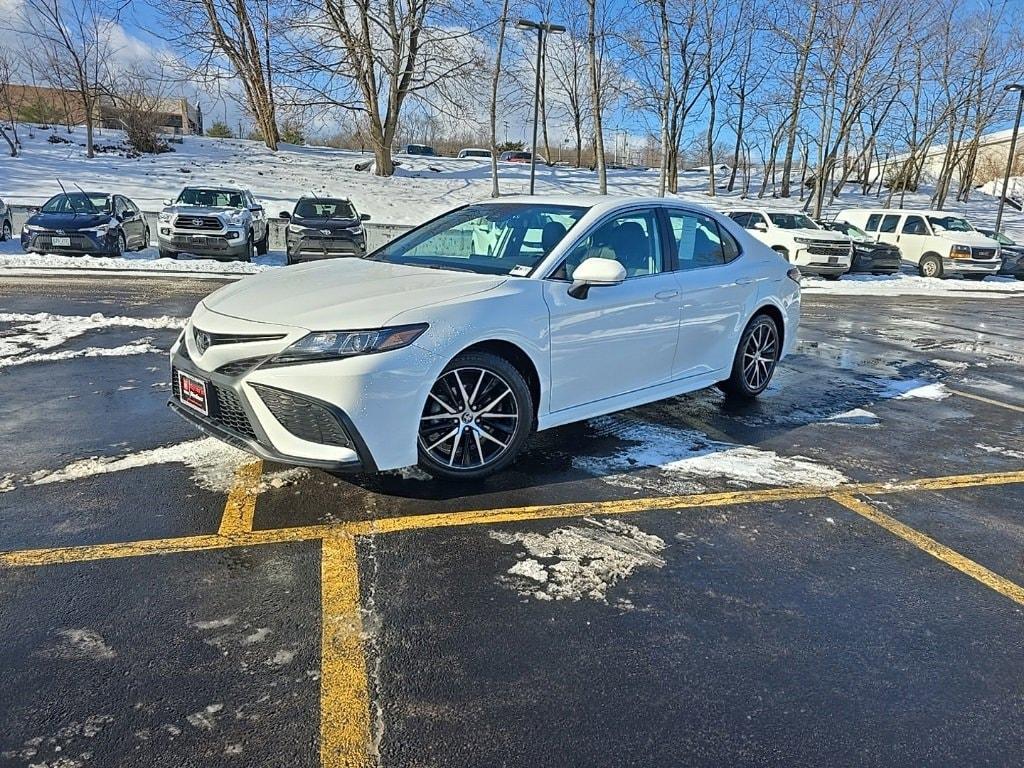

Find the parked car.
xmin=818 ymin=219 xmax=901 ymax=274
xmin=279 ymin=197 xmax=371 ymax=264
xmin=977 ymin=229 xmax=1024 ymax=279
xmin=404 ymin=144 xmax=437 ymax=157
xmin=20 ymin=191 xmax=149 ymax=256
xmin=0 ymin=197 xmax=12 ymax=241
xmin=499 ymin=151 xmax=533 ymax=163
xmin=169 ymin=196 xmax=800 ymax=480
xmin=725 ymin=208 xmax=851 ymax=279
xmin=458 ymin=148 xmax=492 ymax=160
xmin=157 ymin=186 xmax=268 ymax=261
xmin=836 ymin=208 xmax=1001 ymax=279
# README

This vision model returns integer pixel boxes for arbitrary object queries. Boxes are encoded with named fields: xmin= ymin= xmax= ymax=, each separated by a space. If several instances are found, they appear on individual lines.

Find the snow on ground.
xmin=490 ymin=517 xmax=667 ymax=603
xmin=0 ymin=311 xmax=183 ymax=369
xmin=0 ymin=240 xmax=279 ymax=276
xmin=801 ymin=273 xmax=1024 ymax=297
xmin=577 ymin=414 xmax=850 ymax=493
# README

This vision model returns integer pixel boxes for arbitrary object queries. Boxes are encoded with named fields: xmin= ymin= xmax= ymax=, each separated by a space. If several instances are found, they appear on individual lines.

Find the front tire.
xmin=240 ymin=232 xmax=255 ymax=262
xmin=919 ymin=255 xmax=942 ymax=278
xmin=417 ymin=352 xmax=533 ymax=480
xmin=718 ymin=314 xmax=780 ymax=400
xmin=256 ymin=227 xmax=269 ymax=255
xmin=1 ymin=220 xmax=11 ymax=241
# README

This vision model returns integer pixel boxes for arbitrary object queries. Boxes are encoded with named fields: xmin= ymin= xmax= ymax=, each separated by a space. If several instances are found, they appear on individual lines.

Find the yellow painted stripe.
xmin=948 ymin=388 xmax=1024 ymax=414
xmin=217 ymin=460 xmax=263 ymax=535
xmin=3 ymin=468 xmax=1024 ymax=568
xmin=320 ymin=535 xmax=374 ymax=768
xmin=831 ymin=492 xmax=1024 ymax=607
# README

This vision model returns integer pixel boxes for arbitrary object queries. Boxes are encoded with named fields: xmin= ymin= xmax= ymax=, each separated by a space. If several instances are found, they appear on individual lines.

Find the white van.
xmin=835 ymin=208 xmax=1001 ymax=279
xmin=724 ymin=208 xmax=852 ymax=279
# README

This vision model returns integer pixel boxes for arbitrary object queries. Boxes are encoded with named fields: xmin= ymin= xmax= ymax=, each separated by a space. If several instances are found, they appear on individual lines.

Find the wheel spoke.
xmin=478 ymin=429 xmax=509 ymax=449
xmin=421 ymin=413 xmax=459 ymax=422
xmin=452 ymin=370 xmax=471 ymax=410
xmin=428 ymin=391 xmax=457 ymax=414
xmin=448 ymin=427 xmax=464 ymax=466
xmin=426 ymin=427 xmax=459 ymax=453
xmin=479 ymin=387 xmax=513 ymax=414
xmin=468 ymin=370 xmax=484 ymax=409
xmin=472 ymin=430 xmax=485 ymax=465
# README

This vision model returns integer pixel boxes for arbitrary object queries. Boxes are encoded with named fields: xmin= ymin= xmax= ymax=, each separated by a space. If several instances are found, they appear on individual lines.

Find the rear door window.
xmin=667 ymin=210 xmax=739 ymax=269
xmin=865 ymin=214 xmax=882 ymax=231
xmin=902 ymin=216 xmax=928 ymax=235
xmin=879 ymin=215 xmax=900 ymax=233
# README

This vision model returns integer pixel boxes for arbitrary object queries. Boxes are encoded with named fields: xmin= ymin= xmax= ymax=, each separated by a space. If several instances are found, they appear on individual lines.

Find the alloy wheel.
xmin=742 ymin=321 xmax=778 ymax=391
xmin=1 ymin=222 xmax=10 ymax=241
xmin=418 ymin=367 xmax=520 ymax=470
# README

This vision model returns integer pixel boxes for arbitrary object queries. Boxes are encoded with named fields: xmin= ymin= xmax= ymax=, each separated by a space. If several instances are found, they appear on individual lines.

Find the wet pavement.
xmin=1 ymin=274 xmax=1023 ymax=767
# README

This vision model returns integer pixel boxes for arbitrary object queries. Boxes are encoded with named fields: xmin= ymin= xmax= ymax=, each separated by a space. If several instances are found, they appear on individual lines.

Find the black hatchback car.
xmin=818 ymin=219 xmax=901 ymax=274
xmin=279 ymin=197 xmax=370 ymax=264
xmin=977 ymin=229 xmax=1024 ymax=279
xmin=21 ymin=191 xmax=149 ymax=256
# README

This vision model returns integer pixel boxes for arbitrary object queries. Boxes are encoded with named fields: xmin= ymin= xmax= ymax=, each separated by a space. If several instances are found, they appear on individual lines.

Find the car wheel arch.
xmin=447 ymin=338 xmax=542 ymax=424
xmin=747 ymin=302 xmax=786 ymax=353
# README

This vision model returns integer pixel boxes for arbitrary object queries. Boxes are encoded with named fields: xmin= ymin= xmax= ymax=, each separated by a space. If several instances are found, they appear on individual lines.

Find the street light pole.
xmin=996 ymin=83 xmax=1024 ymax=234
xmin=516 ymin=18 xmax=565 ymax=195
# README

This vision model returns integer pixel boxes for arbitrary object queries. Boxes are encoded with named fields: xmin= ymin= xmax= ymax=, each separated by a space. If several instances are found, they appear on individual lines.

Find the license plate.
xmin=828 ymin=256 xmax=838 ymax=264
xmin=178 ymin=372 xmax=208 ymax=416
xmin=191 ymin=235 xmax=206 ymax=244
xmin=52 ymin=236 xmax=71 ymax=247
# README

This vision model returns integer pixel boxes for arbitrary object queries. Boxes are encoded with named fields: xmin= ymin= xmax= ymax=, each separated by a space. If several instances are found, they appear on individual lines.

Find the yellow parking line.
xmin=831 ymin=492 xmax=1024 ymax=607
xmin=320 ymin=534 xmax=374 ymax=768
xmin=217 ymin=461 xmax=264 ymax=535
xmin=0 ymin=534 xmax=233 ymax=568
xmin=947 ymin=388 xmax=1024 ymax=414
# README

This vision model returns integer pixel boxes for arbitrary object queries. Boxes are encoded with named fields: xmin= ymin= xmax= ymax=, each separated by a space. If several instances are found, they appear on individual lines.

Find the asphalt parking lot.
xmin=1 ymin=274 xmax=1023 ymax=768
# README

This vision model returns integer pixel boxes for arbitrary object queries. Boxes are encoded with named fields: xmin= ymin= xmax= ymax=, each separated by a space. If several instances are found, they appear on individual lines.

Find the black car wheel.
xmin=1 ymin=220 xmax=10 ymax=241
xmin=417 ymin=352 xmax=533 ymax=480
xmin=113 ymin=231 xmax=126 ymax=256
xmin=159 ymin=249 xmax=178 ymax=260
xmin=718 ymin=314 xmax=780 ymax=400
xmin=139 ymin=226 xmax=150 ymax=251
xmin=256 ymin=228 xmax=269 ymax=255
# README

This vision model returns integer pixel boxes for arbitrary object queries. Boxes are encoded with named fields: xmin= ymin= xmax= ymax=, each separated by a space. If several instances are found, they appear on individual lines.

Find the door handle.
xmin=655 ymin=289 xmax=679 ymax=300
xmin=734 ymin=277 xmax=755 ymax=285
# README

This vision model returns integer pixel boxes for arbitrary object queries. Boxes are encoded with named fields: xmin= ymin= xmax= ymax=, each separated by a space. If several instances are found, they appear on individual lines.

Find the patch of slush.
xmin=0 ymin=311 xmax=183 ymax=368
xmin=27 ymin=437 xmax=250 ymax=493
xmin=39 ymin=629 xmax=116 ymax=661
xmin=256 ymin=467 xmax=309 ymax=492
xmin=823 ymin=408 xmax=880 ymax=426
xmin=490 ymin=517 xmax=667 ymax=602
xmin=976 ymin=443 xmax=1024 ymax=461
xmin=576 ymin=415 xmax=848 ymax=490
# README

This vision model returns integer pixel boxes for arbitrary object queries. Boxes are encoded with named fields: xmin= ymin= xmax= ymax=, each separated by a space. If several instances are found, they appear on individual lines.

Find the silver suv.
xmin=157 ymin=186 xmax=269 ymax=261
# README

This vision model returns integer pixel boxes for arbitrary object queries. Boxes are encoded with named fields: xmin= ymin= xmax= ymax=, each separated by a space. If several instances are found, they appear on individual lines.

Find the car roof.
xmin=839 ymin=208 xmax=967 ymax=217
xmin=471 ymin=195 xmax=719 ymax=217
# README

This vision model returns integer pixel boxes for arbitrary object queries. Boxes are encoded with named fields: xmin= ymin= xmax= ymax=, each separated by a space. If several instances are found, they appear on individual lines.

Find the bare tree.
xmin=157 ymin=0 xmax=282 ymax=150
xmin=489 ymin=0 xmax=512 ymax=196
xmin=108 ymin=62 xmax=175 ymax=153
xmin=17 ymin=0 xmax=116 ymax=158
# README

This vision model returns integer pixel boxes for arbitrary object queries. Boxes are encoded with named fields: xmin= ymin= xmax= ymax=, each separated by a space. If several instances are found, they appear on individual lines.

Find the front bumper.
xmin=286 ymin=233 xmax=366 ymax=262
xmin=943 ymin=258 xmax=1001 ymax=275
xmin=850 ymin=247 xmax=900 ymax=273
xmin=158 ymin=227 xmax=249 ymax=257
xmin=21 ymin=229 xmax=117 ymax=255
xmin=792 ymin=246 xmax=851 ymax=275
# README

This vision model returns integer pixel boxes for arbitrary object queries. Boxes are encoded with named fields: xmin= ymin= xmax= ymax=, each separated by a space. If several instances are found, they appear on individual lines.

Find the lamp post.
xmin=995 ymin=83 xmax=1024 ymax=233
xmin=516 ymin=17 xmax=565 ymax=194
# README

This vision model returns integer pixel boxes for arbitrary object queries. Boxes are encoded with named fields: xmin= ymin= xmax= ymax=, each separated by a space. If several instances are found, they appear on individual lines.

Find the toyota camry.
xmin=169 ymin=197 xmax=800 ymax=480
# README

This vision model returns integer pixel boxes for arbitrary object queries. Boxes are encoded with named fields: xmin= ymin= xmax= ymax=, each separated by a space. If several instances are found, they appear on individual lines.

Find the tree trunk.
xmin=489 ymin=0 xmax=509 ymax=197
xmin=657 ymin=0 xmax=670 ymax=197
xmin=779 ymin=0 xmax=819 ymax=197
xmin=587 ymin=0 xmax=606 ymax=194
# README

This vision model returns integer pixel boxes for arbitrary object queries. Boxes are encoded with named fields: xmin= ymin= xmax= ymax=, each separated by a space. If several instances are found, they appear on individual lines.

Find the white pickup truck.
xmin=724 ymin=208 xmax=852 ymax=279
xmin=157 ymin=186 xmax=269 ymax=261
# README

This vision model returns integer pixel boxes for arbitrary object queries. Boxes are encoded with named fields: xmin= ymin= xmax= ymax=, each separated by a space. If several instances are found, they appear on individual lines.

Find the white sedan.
xmin=170 ymin=196 xmax=800 ymax=480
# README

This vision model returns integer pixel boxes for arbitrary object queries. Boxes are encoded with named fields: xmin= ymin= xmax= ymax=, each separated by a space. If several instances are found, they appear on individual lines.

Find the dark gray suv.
xmin=279 ymin=197 xmax=370 ymax=264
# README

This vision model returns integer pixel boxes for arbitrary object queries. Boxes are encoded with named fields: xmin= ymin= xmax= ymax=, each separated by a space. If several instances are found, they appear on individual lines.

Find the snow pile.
xmin=490 ymin=517 xmax=667 ymax=603
xmin=0 ymin=248 xmax=275 ymax=276
xmin=26 ymin=437 xmax=252 ymax=493
xmin=823 ymin=408 xmax=881 ymax=426
xmin=872 ymin=378 xmax=950 ymax=401
xmin=802 ymin=274 xmax=1024 ymax=297
xmin=577 ymin=414 xmax=849 ymax=491
xmin=0 ymin=311 xmax=183 ymax=369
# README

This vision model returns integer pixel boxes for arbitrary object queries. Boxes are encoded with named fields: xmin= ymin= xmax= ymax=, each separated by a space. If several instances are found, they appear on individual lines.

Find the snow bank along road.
xmin=1 ymin=273 xmax=1023 ymax=767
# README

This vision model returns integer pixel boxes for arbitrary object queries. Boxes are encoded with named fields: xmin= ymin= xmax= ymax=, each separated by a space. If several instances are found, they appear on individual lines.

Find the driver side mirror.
xmin=249 ymin=204 xmax=263 ymax=213
xmin=162 ymin=199 xmax=172 ymax=206
xmin=752 ymin=221 xmax=768 ymax=232
xmin=360 ymin=213 xmax=371 ymax=222
xmin=279 ymin=211 xmax=291 ymax=220
xmin=568 ymin=257 xmax=627 ymax=300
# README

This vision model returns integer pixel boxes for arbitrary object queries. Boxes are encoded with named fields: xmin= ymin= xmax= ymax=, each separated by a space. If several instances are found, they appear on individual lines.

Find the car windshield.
xmin=768 ymin=213 xmax=817 ymax=230
xmin=840 ymin=223 xmax=869 ymax=241
xmin=295 ymin=199 xmax=356 ymax=219
xmin=177 ymin=188 xmax=246 ymax=208
xmin=927 ymin=215 xmax=973 ymax=232
xmin=40 ymin=192 xmax=109 ymax=214
xmin=370 ymin=203 xmax=587 ymax=275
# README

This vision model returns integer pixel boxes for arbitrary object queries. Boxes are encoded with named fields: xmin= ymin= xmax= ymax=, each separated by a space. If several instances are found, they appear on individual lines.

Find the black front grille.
xmin=252 ymin=384 xmax=352 ymax=448
xmin=35 ymin=234 xmax=93 ymax=250
xmin=195 ymin=328 xmax=287 ymax=346
xmin=215 ymin=357 xmax=267 ymax=376
xmin=806 ymin=242 xmax=850 ymax=256
xmin=174 ymin=215 xmax=222 ymax=231
xmin=171 ymin=366 xmax=257 ymax=440
xmin=171 ymin=235 xmax=230 ymax=250
xmin=973 ymin=248 xmax=997 ymax=260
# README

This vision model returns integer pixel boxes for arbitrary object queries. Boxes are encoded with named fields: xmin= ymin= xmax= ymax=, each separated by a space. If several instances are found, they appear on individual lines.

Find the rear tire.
xmin=1 ymin=221 xmax=11 ymax=241
xmin=139 ymin=226 xmax=150 ymax=251
xmin=718 ymin=314 xmax=781 ymax=400
xmin=919 ymin=255 xmax=942 ymax=278
xmin=823 ymin=274 xmax=841 ymax=281
xmin=240 ymin=233 xmax=254 ymax=262
xmin=256 ymin=228 xmax=269 ymax=255
xmin=417 ymin=351 xmax=533 ymax=481
xmin=159 ymin=249 xmax=178 ymax=260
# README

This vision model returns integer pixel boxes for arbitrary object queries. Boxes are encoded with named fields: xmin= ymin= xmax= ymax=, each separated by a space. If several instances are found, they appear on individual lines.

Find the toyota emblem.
xmin=321 ymin=229 xmax=331 ymax=235
xmin=191 ymin=218 xmax=204 ymax=227
xmin=194 ymin=329 xmax=211 ymax=355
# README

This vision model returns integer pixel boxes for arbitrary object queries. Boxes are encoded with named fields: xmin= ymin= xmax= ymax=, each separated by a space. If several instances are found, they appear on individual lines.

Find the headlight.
xmin=83 ymin=223 xmax=112 ymax=235
xmin=23 ymin=224 xmax=43 ymax=233
xmin=227 ymin=211 xmax=246 ymax=226
xmin=950 ymin=245 xmax=972 ymax=259
xmin=348 ymin=225 xmax=364 ymax=236
xmin=793 ymin=237 xmax=814 ymax=244
xmin=287 ymin=223 xmax=310 ymax=234
xmin=263 ymin=324 xmax=428 ymax=367
xmin=158 ymin=211 xmax=172 ymax=223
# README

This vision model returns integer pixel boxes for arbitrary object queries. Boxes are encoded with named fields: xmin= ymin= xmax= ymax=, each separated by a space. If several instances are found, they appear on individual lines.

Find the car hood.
xmin=163 ymin=205 xmax=242 ymax=218
xmin=291 ymin=216 xmax=361 ymax=230
xmin=934 ymin=230 xmax=999 ymax=246
xmin=202 ymin=258 xmax=507 ymax=330
xmin=28 ymin=212 xmax=111 ymax=230
xmin=792 ymin=228 xmax=848 ymax=241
